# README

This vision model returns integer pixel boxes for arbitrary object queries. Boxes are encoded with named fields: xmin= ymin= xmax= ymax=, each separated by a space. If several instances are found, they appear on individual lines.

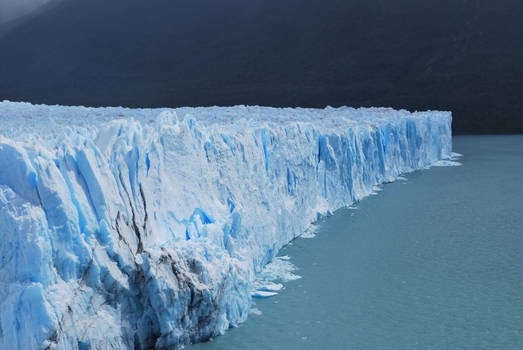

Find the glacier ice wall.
xmin=0 ymin=101 xmax=452 ymax=349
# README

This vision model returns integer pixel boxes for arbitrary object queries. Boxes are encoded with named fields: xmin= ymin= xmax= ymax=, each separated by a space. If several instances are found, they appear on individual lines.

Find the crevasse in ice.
xmin=0 ymin=101 xmax=452 ymax=349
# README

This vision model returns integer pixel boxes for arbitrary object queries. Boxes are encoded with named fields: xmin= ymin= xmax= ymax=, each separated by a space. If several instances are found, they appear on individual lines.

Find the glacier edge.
xmin=0 ymin=101 xmax=452 ymax=349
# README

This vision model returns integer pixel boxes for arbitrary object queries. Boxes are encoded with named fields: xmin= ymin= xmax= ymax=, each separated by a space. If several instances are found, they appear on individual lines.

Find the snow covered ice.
xmin=0 ymin=101 xmax=452 ymax=349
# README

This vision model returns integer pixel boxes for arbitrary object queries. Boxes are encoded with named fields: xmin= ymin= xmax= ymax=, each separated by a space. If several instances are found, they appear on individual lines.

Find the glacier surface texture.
xmin=0 ymin=101 xmax=452 ymax=349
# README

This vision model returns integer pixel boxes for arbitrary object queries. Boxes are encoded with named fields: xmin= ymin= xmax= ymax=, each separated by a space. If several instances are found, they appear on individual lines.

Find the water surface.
xmin=191 ymin=136 xmax=523 ymax=350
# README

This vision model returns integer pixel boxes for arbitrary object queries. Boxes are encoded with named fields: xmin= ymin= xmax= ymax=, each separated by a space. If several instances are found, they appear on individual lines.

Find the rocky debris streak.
xmin=0 ymin=101 xmax=452 ymax=349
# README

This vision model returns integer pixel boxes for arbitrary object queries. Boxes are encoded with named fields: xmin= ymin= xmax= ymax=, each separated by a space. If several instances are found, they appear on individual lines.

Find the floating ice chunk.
xmin=249 ymin=308 xmax=263 ymax=315
xmin=432 ymin=151 xmax=463 ymax=166
xmin=256 ymin=282 xmax=284 ymax=292
xmin=251 ymin=281 xmax=284 ymax=298
xmin=370 ymin=185 xmax=384 ymax=195
xmin=252 ymin=291 xmax=279 ymax=299
xmin=252 ymin=256 xmax=302 ymax=297
xmin=432 ymin=160 xmax=462 ymax=167
xmin=300 ymin=231 xmax=316 ymax=239
xmin=301 ymin=225 xmax=318 ymax=239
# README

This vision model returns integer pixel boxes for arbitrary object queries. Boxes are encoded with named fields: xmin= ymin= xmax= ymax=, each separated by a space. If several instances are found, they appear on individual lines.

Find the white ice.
xmin=0 ymin=101 xmax=453 ymax=349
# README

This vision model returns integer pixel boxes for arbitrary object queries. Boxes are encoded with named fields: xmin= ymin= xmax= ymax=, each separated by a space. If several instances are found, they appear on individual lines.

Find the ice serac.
xmin=0 ymin=101 xmax=453 ymax=349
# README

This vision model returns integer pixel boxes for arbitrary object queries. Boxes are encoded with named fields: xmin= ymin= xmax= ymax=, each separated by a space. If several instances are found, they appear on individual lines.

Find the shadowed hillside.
xmin=1 ymin=0 xmax=522 ymax=134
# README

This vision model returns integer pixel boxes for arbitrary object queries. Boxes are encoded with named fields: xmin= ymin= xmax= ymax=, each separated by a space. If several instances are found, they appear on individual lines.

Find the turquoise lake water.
xmin=191 ymin=136 xmax=523 ymax=350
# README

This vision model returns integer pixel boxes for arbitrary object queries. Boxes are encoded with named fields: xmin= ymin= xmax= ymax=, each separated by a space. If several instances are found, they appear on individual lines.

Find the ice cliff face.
xmin=0 ymin=101 xmax=452 ymax=349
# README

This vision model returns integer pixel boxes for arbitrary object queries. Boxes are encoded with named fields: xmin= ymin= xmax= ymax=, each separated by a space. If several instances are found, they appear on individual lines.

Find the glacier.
xmin=0 ymin=101 xmax=452 ymax=349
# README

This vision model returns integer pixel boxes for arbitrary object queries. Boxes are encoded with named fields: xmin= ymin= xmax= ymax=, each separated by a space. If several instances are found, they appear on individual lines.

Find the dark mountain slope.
xmin=1 ymin=0 xmax=522 ymax=134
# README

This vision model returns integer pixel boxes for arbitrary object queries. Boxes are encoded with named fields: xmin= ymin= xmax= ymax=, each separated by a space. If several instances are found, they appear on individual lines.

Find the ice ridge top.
xmin=0 ymin=101 xmax=452 ymax=349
